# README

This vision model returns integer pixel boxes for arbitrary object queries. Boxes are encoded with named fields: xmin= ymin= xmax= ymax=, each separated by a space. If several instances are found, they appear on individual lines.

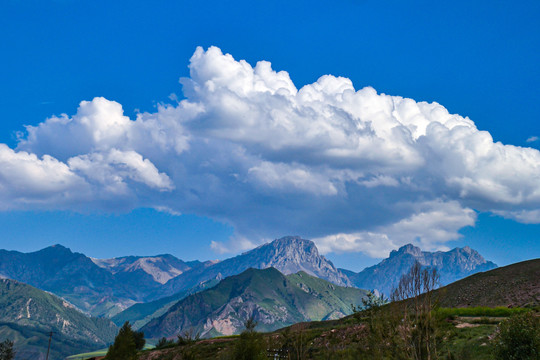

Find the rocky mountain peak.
xmin=346 ymin=244 xmax=497 ymax=296
xmin=163 ymin=235 xmax=352 ymax=295
xmin=391 ymin=243 xmax=422 ymax=257
xmin=262 ymin=236 xmax=318 ymax=256
xmin=248 ymin=236 xmax=350 ymax=287
xmin=40 ymin=244 xmax=75 ymax=256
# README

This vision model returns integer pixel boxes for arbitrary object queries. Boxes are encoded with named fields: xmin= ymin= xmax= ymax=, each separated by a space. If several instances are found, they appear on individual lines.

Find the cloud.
xmin=0 ymin=144 xmax=88 ymax=209
xmin=68 ymin=149 xmax=174 ymax=193
xmin=313 ymin=201 xmax=476 ymax=257
xmin=3 ymin=46 xmax=540 ymax=257
xmin=526 ymin=136 xmax=538 ymax=143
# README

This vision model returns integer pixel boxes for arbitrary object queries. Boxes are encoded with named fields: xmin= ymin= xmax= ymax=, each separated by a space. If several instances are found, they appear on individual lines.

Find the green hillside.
xmin=0 ymin=278 xmax=117 ymax=359
xmin=136 ymin=258 xmax=540 ymax=360
xmin=436 ymin=258 xmax=540 ymax=308
xmin=111 ymin=277 xmax=221 ymax=330
xmin=141 ymin=267 xmax=368 ymax=339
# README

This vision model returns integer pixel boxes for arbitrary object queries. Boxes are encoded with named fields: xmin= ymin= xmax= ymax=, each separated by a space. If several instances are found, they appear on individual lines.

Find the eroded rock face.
xmin=345 ymin=244 xmax=497 ymax=296
xmin=242 ymin=236 xmax=351 ymax=286
xmin=92 ymin=254 xmax=193 ymax=284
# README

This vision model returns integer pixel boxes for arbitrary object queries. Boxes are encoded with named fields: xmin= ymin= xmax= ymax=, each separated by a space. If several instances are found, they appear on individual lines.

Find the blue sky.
xmin=0 ymin=0 xmax=539 ymax=271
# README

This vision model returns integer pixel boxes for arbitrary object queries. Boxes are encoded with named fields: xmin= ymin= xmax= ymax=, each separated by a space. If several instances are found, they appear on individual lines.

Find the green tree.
xmin=105 ymin=322 xmax=145 ymax=360
xmin=492 ymin=312 xmax=540 ymax=360
xmin=0 ymin=340 xmax=15 ymax=360
xmin=232 ymin=317 xmax=266 ymax=360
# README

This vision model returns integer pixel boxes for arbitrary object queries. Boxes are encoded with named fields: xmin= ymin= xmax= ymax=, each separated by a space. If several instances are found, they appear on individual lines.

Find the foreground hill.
xmin=436 ymin=258 xmax=540 ymax=308
xmin=141 ymin=267 xmax=367 ymax=339
xmin=0 ymin=278 xmax=117 ymax=360
xmin=342 ymin=244 xmax=497 ymax=296
xmin=136 ymin=260 xmax=539 ymax=360
xmin=161 ymin=236 xmax=351 ymax=297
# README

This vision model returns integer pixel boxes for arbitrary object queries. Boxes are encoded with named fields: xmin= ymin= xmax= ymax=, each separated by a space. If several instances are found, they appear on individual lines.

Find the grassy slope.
xmin=137 ymin=258 xmax=540 ymax=360
xmin=111 ymin=278 xmax=221 ymax=330
xmin=435 ymin=258 xmax=540 ymax=308
xmin=0 ymin=279 xmax=117 ymax=359
xmin=137 ymin=318 xmax=500 ymax=360
xmin=141 ymin=268 xmax=367 ymax=339
xmin=111 ymin=291 xmax=189 ymax=330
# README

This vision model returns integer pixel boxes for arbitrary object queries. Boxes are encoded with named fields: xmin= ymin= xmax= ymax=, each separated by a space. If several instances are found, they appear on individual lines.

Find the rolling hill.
xmin=436 ymin=258 xmax=540 ymax=308
xmin=111 ymin=276 xmax=222 ymax=330
xmin=141 ymin=267 xmax=367 ymax=339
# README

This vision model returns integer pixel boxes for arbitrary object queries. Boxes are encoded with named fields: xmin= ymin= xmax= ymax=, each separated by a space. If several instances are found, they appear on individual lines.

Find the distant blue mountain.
xmin=0 ymin=245 xmax=200 ymax=317
xmin=341 ymin=244 xmax=497 ymax=296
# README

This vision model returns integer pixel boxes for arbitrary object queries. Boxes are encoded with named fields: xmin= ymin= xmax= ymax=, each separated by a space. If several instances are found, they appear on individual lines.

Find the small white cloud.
xmin=210 ymin=236 xmax=257 ymax=254
xmin=526 ymin=136 xmax=538 ymax=143
xmin=153 ymin=206 xmax=182 ymax=216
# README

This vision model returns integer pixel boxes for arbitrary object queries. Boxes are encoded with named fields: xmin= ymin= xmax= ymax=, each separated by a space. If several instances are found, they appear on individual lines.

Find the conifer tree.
xmin=105 ymin=322 xmax=145 ymax=360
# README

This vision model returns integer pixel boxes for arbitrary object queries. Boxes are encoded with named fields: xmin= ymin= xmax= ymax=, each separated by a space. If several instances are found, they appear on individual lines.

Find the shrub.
xmin=492 ymin=312 xmax=540 ymax=360
xmin=155 ymin=337 xmax=176 ymax=349
xmin=232 ymin=317 xmax=266 ymax=360
xmin=0 ymin=340 xmax=15 ymax=360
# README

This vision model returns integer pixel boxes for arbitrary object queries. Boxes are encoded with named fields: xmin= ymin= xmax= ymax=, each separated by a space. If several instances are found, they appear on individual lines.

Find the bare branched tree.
xmin=390 ymin=261 xmax=440 ymax=360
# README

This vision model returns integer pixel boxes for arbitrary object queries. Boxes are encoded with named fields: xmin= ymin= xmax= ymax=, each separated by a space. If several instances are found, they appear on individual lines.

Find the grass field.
xmin=67 ymin=344 xmax=155 ymax=360
xmin=65 ymin=348 xmax=107 ymax=360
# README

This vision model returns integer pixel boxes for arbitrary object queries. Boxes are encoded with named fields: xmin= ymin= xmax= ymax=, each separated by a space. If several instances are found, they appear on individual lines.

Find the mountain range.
xmin=159 ymin=236 xmax=351 ymax=298
xmin=0 ymin=238 xmax=497 ymax=321
xmin=341 ymin=243 xmax=497 ymax=296
xmin=110 ymin=277 xmax=222 ymax=330
xmin=0 ymin=236 xmax=501 ymax=357
xmin=91 ymin=254 xmax=201 ymax=285
xmin=0 ymin=245 xmax=206 ymax=317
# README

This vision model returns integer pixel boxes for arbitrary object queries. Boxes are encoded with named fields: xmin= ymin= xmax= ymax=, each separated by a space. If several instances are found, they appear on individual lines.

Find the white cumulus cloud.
xmin=2 ymin=46 xmax=540 ymax=257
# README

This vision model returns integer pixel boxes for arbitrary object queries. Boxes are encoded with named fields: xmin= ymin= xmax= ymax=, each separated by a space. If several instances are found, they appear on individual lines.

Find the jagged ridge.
xmin=343 ymin=243 xmax=497 ymax=296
